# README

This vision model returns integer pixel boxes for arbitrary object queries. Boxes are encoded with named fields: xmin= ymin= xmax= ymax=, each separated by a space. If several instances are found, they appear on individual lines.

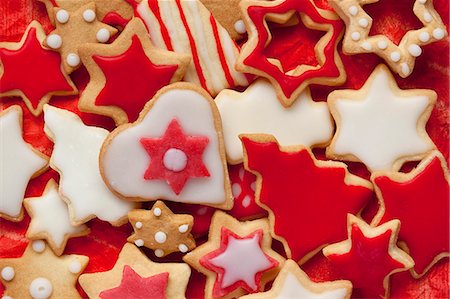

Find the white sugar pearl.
xmin=377 ymin=40 xmax=388 ymax=49
xmin=134 ymin=239 xmax=144 ymax=247
xmin=135 ymin=221 xmax=143 ymax=229
xmin=66 ymin=53 xmax=80 ymax=67
xmin=163 ymin=148 xmax=187 ymax=172
xmin=154 ymin=249 xmax=164 ymax=257
xmin=234 ymin=20 xmax=246 ymax=34
xmin=358 ymin=18 xmax=369 ymax=28
xmin=351 ymin=32 xmax=361 ymax=41
xmin=408 ymin=44 xmax=422 ymax=57
xmin=390 ymin=51 xmax=401 ymax=62
xmin=242 ymin=195 xmax=251 ymax=208
xmin=432 ymin=28 xmax=445 ymax=40
xmin=419 ymin=31 xmax=430 ymax=42
xmin=153 ymin=207 xmax=162 ymax=217
xmin=96 ymin=28 xmax=110 ymax=43
xmin=361 ymin=41 xmax=372 ymax=50
xmin=178 ymin=224 xmax=189 ymax=233
xmin=68 ymin=260 xmax=82 ymax=274
xmin=231 ymin=183 xmax=241 ymax=197
xmin=56 ymin=9 xmax=69 ymax=24
xmin=154 ymin=231 xmax=167 ymax=244
xmin=83 ymin=9 xmax=96 ymax=22
xmin=2 ymin=296 xmax=13 ymax=299
xmin=423 ymin=12 xmax=432 ymax=23
xmin=29 ymin=277 xmax=53 ymax=299
xmin=46 ymin=34 xmax=62 ymax=49
xmin=401 ymin=63 xmax=411 ymax=76
xmin=348 ymin=5 xmax=358 ymax=16
xmin=32 ymin=240 xmax=46 ymax=253
xmin=418 ymin=0 xmax=427 ymax=3
xmin=178 ymin=244 xmax=188 ymax=253
xmin=1 ymin=266 xmax=14 ymax=281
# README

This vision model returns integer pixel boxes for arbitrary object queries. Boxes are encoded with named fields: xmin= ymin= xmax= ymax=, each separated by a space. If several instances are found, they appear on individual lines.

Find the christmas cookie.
xmin=100 ymin=83 xmax=233 ymax=210
xmin=23 ymin=179 xmax=90 ymax=256
xmin=327 ymin=64 xmax=437 ymax=172
xmin=0 ymin=21 xmax=76 ymax=116
xmin=322 ymin=214 xmax=414 ymax=299
xmin=44 ymin=2 xmax=118 ymax=73
xmin=43 ymin=105 xmax=135 ymax=226
xmin=0 ymin=106 xmax=48 ymax=222
xmin=132 ymin=0 xmax=250 ymax=96
xmin=329 ymin=0 xmax=448 ymax=77
xmin=0 ymin=240 xmax=89 ymax=298
xmin=240 ymin=259 xmax=353 ymax=299
xmin=78 ymin=18 xmax=190 ymax=125
xmin=241 ymin=134 xmax=373 ymax=264
xmin=371 ymin=150 xmax=449 ymax=278
xmin=237 ymin=0 xmax=346 ymax=106
xmin=183 ymin=211 xmax=284 ymax=299
xmin=79 ymin=243 xmax=191 ymax=299
xmin=127 ymin=200 xmax=196 ymax=257
xmin=216 ymin=79 xmax=334 ymax=164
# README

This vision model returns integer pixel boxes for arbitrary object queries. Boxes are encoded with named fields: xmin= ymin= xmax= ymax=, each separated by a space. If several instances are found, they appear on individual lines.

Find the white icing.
xmin=31 ymin=240 xmax=46 ymax=253
xmin=423 ymin=12 xmax=432 ymax=22
xmin=419 ymin=31 xmax=430 ymax=42
xmin=377 ymin=40 xmax=388 ymax=49
xmin=46 ymin=34 xmax=62 ymax=49
xmin=234 ymin=20 xmax=246 ymax=34
xmin=101 ymin=88 xmax=228 ymax=205
xmin=154 ymin=249 xmax=164 ymax=257
xmin=390 ymin=51 xmax=401 ymax=62
xmin=82 ymin=9 xmax=96 ymax=23
xmin=68 ymin=260 xmax=82 ymax=274
xmin=348 ymin=5 xmax=358 ymax=16
xmin=351 ymin=31 xmax=361 ymax=41
xmin=66 ymin=53 xmax=80 ymax=67
xmin=432 ymin=28 xmax=445 ymax=40
xmin=96 ymin=28 xmax=110 ymax=43
xmin=178 ymin=244 xmax=188 ymax=253
xmin=135 ymin=239 xmax=144 ymax=247
xmin=408 ymin=44 xmax=422 ymax=57
xmin=209 ymin=234 xmax=273 ymax=290
xmin=56 ymin=9 xmax=69 ymax=24
xmin=231 ymin=183 xmax=241 ymax=198
xmin=29 ymin=277 xmax=52 ymax=299
xmin=43 ymin=105 xmax=133 ymax=224
xmin=135 ymin=221 xmax=143 ymax=229
xmin=153 ymin=208 xmax=162 ymax=216
xmin=163 ymin=148 xmax=187 ymax=172
xmin=241 ymin=195 xmax=251 ymax=208
xmin=216 ymin=79 xmax=333 ymax=162
xmin=358 ymin=18 xmax=369 ymax=28
xmin=332 ymin=67 xmax=433 ymax=171
xmin=26 ymin=182 xmax=88 ymax=248
xmin=178 ymin=224 xmax=189 ymax=233
xmin=0 ymin=108 xmax=47 ymax=219
xmin=1 ymin=267 xmax=14 ymax=281
xmin=154 ymin=231 xmax=167 ymax=243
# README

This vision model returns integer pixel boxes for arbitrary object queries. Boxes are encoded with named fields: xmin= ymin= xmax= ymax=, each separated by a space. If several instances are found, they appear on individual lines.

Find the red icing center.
xmin=92 ymin=34 xmax=179 ymax=122
xmin=102 ymin=12 xmax=131 ymax=29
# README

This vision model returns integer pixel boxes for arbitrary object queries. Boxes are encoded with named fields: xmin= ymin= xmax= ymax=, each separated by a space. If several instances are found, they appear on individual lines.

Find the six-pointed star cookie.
xmin=23 ymin=179 xmax=90 ymax=256
xmin=329 ymin=0 xmax=448 ymax=77
xmin=371 ymin=150 xmax=450 ymax=278
xmin=0 ymin=106 xmax=48 ymax=222
xmin=240 ymin=259 xmax=353 ymax=299
xmin=323 ymin=214 xmax=414 ymax=299
xmin=78 ymin=18 xmax=190 ymax=125
xmin=79 ymin=243 xmax=191 ymax=299
xmin=0 ymin=240 xmax=89 ymax=299
xmin=327 ymin=64 xmax=436 ymax=172
xmin=0 ymin=21 xmax=77 ymax=116
xmin=183 ymin=211 xmax=284 ymax=299
xmin=45 ymin=2 xmax=118 ymax=73
xmin=128 ymin=200 xmax=196 ymax=257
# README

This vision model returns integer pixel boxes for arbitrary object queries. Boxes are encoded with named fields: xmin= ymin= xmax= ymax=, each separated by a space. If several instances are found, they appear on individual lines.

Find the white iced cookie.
xmin=216 ymin=79 xmax=334 ymax=164
xmin=327 ymin=64 xmax=436 ymax=172
xmin=0 ymin=106 xmax=48 ymax=222
xmin=43 ymin=105 xmax=134 ymax=226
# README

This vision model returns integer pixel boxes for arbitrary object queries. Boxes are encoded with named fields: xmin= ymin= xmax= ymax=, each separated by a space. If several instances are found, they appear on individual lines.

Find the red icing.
xmin=99 ymin=265 xmax=168 ymax=299
xmin=374 ymin=155 xmax=450 ymax=276
xmin=209 ymin=14 xmax=234 ymax=87
xmin=102 ymin=12 xmax=130 ymax=28
xmin=200 ymin=228 xmax=278 ymax=298
xmin=92 ymin=35 xmax=179 ymax=122
xmin=327 ymin=224 xmax=407 ymax=298
xmin=140 ymin=118 xmax=210 ymax=195
xmin=0 ymin=27 xmax=74 ymax=111
xmin=243 ymin=0 xmax=344 ymax=100
xmin=148 ymin=0 xmax=174 ymax=51
xmin=242 ymin=137 xmax=373 ymax=262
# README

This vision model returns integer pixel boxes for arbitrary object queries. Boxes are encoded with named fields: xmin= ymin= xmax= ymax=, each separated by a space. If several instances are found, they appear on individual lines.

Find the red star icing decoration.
xmin=99 ymin=265 xmax=168 ymax=299
xmin=323 ymin=215 xmax=414 ymax=298
xmin=200 ymin=228 xmax=279 ymax=298
xmin=0 ymin=21 xmax=75 ymax=116
xmin=238 ymin=0 xmax=345 ymax=106
xmin=241 ymin=135 xmax=373 ymax=263
xmin=140 ymin=118 xmax=210 ymax=195
xmin=372 ymin=151 xmax=450 ymax=278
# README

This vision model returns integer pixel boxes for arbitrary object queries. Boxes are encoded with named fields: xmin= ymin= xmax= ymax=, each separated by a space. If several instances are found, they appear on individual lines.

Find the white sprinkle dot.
xmin=83 ymin=9 xmax=96 ymax=22
xmin=419 ymin=31 xmax=430 ymax=42
xmin=408 ymin=44 xmax=422 ymax=57
xmin=69 ymin=260 xmax=82 ymax=274
xmin=66 ymin=53 xmax=80 ymax=67
xmin=154 ymin=249 xmax=164 ymax=257
xmin=197 ymin=207 xmax=208 ymax=215
xmin=134 ymin=239 xmax=144 ymax=247
xmin=401 ymin=63 xmax=411 ymax=76
xmin=238 ymin=167 xmax=245 ymax=180
xmin=377 ymin=40 xmax=388 ymax=49
xmin=423 ymin=12 xmax=432 ymax=23
xmin=154 ymin=231 xmax=167 ymax=244
xmin=351 ymin=31 xmax=361 ymax=41
xmin=1 ymin=267 xmax=14 ymax=281
xmin=348 ymin=5 xmax=358 ymax=16
xmin=250 ymin=182 xmax=256 ymax=191
xmin=361 ymin=41 xmax=372 ymax=50
xmin=46 ymin=34 xmax=62 ymax=49
xmin=178 ymin=224 xmax=189 ymax=233
xmin=234 ymin=20 xmax=246 ymax=34
xmin=242 ymin=195 xmax=251 ymax=208
xmin=96 ymin=28 xmax=110 ymax=43
xmin=153 ymin=207 xmax=162 ymax=217
xmin=178 ymin=244 xmax=188 ymax=253
xmin=390 ymin=51 xmax=401 ymax=62
xmin=163 ymin=148 xmax=187 ymax=172
xmin=135 ymin=221 xmax=143 ymax=229
xmin=232 ymin=183 xmax=241 ymax=198
xmin=56 ymin=9 xmax=69 ymax=24
xmin=29 ymin=277 xmax=53 ymax=299
xmin=32 ymin=240 xmax=46 ymax=253
xmin=432 ymin=28 xmax=445 ymax=40
xmin=358 ymin=18 xmax=369 ymax=28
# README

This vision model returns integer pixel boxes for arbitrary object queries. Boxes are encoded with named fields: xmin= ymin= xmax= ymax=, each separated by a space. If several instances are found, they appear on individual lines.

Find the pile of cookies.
xmin=0 ymin=0 xmax=448 ymax=298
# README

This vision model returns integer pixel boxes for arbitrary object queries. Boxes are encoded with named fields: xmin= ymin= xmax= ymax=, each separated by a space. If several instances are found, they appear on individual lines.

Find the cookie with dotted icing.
xmin=127 ymin=200 xmax=196 ymax=258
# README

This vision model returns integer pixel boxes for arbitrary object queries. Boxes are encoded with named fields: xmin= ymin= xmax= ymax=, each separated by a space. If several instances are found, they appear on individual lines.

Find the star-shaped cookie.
xmin=0 ymin=21 xmax=76 ymax=116
xmin=23 ymin=179 xmax=90 ymax=256
xmin=79 ymin=243 xmax=191 ymax=299
xmin=240 ymin=259 xmax=352 ymax=299
xmin=0 ymin=106 xmax=48 ymax=222
xmin=0 ymin=240 xmax=89 ymax=298
xmin=327 ymin=64 xmax=436 ymax=172
xmin=128 ymin=201 xmax=196 ymax=257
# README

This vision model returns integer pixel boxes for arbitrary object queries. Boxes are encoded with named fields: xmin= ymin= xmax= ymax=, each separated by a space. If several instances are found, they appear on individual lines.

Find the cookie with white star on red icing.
xmin=183 ymin=211 xmax=284 ymax=299
xmin=100 ymin=82 xmax=232 ymax=210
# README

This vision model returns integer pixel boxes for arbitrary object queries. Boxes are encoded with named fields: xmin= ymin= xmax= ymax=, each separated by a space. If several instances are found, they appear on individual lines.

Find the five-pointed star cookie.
xmin=240 ymin=259 xmax=353 ymax=299
xmin=0 ymin=106 xmax=48 ymax=222
xmin=327 ymin=64 xmax=436 ymax=172
xmin=0 ymin=21 xmax=77 ymax=116
xmin=329 ymin=0 xmax=448 ymax=77
xmin=78 ymin=18 xmax=189 ymax=125
xmin=44 ymin=2 xmax=118 ymax=73
xmin=0 ymin=240 xmax=89 ymax=298
xmin=79 ymin=243 xmax=191 ymax=299
xmin=183 ymin=211 xmax=284 ymax=299
xmin=23 ymin=179 xmax=90 ymax=256
xmin=128 ymin=200 xmax=196 ymax=257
